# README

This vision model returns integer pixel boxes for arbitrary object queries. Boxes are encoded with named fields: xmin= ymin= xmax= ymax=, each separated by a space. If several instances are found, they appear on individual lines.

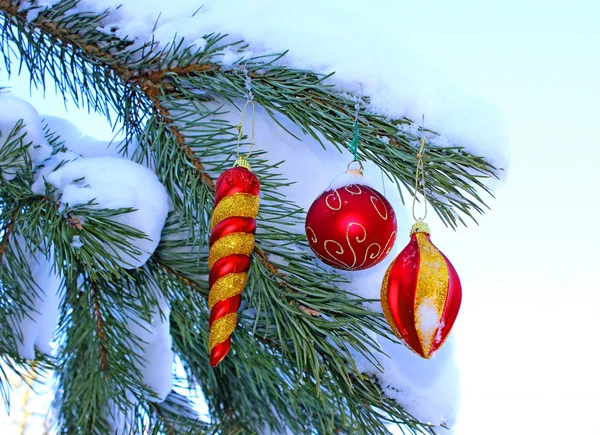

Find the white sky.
xmin=2 ymin=0 xmax=600 ymax=433
xmin=395 ymin=1 xmax=600 ymax=433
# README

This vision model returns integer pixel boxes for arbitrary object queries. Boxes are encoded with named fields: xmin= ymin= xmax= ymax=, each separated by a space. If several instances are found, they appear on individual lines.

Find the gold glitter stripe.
xmin=325 ymin=190 xmax=342 ymax=210
xmin=209 ymin=312 xmax=238 ymax=350
xmin=414 ymin=232 xmax=449 ymax=358
xmin=208 ymin=232 xmax=255 ymax=269
xmin=208 ymin=272 xmax=247 ymax=310
xmin=210 ymin=193 xmax=259 ymax=230
xmin=367 ymin=187 xmax=389 ymax=220
xmin=380 ymin=258 xmax=401 ymax=339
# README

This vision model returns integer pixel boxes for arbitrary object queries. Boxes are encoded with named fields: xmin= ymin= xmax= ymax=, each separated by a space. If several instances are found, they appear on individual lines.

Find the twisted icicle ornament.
xmin=207 ymin=160 xmax=260 ymax=366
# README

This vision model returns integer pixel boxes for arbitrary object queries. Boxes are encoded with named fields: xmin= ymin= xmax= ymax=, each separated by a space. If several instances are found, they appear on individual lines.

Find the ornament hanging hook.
xmin=348 ymin=90 xmax=362 ymax=164
xmin=234 ymin=72 xmax=256 ymax=169
xmin=412 ymin=114 xmax=428 ymax=222
xmin=346 ymin=159 xmax=364 ymax=176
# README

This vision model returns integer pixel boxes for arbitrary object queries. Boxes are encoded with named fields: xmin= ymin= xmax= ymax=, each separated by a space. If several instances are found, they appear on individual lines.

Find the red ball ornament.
xmin=381 ymin=220 xmax=462 ymax=358
xmin=305 ymin=170 xmax=397 ymax=271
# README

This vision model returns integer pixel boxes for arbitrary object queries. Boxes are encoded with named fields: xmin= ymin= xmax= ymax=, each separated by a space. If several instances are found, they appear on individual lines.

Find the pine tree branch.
xmin=90 ymin=281 xmax=109 ymax=373
xmin=0 ymin=2 xmax=486 ymax=431
xmin=0 ymin=203 xmax=21 ymax=263
xmin=1 ymin=5 xmax=282 ymax=279
xmin=144 ymin=64 xmax=216 ymax=85
xmin=139 ymin=66 xmax=217 ymax=188
xmin=156 ymin=260 xmax=206 ymax=294
xmin=1 ymin=0 xmax=497 ymax=229
xmin=0 ymin=0 xmax=214 ymax=188
xmin=149 ymin=403 xmax=177 ymax=435
xmin=0 ymin=0 xmax=130 ymax=78
xmin=254 ymin=246 xmax=280 ymax=277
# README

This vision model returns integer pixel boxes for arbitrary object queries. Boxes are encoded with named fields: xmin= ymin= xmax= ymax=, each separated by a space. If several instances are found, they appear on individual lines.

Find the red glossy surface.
xmin=305 ymin=184 xmax=397 ymax=271
xmin=210 ymin=340 xmax=230 ymax=367
xmin=214 ymin=167 xmax=260 ymax=206
xmin=384 ymin=233 xmax=462 ymax=358
xmin=209 ymin=254 xmax=251 ymax=287
xmin=387 ymin=235 xmax=423 ymax=355
xmin=208 ymin=166 xmax=260 ymax=367
xmin=209 ymin=216 xmax=256 ymax=247
xmin=434 ymin=250 xmax=462 ymax=354
xmin=209 ymin=295 xmax=242 ymax=326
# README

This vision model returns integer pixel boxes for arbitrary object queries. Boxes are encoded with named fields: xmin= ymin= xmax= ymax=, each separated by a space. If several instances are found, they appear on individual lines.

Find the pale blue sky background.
xmin=400 ymin=1 xmax=600 ymax=433
xmin=2 ymin=0 xmax=599 ymax=433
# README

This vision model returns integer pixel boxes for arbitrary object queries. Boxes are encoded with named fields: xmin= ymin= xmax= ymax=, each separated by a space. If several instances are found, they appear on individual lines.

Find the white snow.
xmin=107 ymin=289 xmax=173 ymax=433
xmin=0 ymin=95 xmax=52 ymax=179
xmin=416 ymin=297 xmax=441 ymax=350
xmin=71 ymin=235 xmax=83 ymax=249
xmin=5 ymin=0 xmax=511 ymax=428
xmin=32 ymin=156 xmax=169 ymax=268
xmin=326 ymin=168 xmax=374 ymax=191
xmin=0 ymin=98 xmax=165 ymax=271
xmin=27 ymin=0 xmax=508 ymax=171
xmin=6 ymin=238 xmax=61 ymax=360
xmin=1 ymin=96 xmax=172 ymax=416
xmin=42 ymin=115 xmax=135 ymax=159
xmin=123 ymin=289 xmax=173 ymax=402
xmin=355 ymin=331 xmax=461 ymax=429
xmin=215 ymin=101 xmax=457 ymax=428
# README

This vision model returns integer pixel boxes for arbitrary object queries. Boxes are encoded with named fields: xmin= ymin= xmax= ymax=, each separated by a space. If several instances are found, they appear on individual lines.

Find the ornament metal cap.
xmin=410 ymin=220 xmax=430 ymax=235
xmin=346 ymin=160 xmax=364 ymax=177
xmin=234 ymin=155 xmax=251 ymax=170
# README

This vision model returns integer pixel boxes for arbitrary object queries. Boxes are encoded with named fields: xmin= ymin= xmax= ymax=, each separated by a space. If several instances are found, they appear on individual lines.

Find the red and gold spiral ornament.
xmin=207 ymin=160 xmax=260 ymax=367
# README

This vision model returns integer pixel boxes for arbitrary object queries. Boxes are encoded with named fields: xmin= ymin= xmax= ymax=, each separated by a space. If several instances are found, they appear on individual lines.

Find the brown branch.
xmin=142 ymin=84 xmax=214 ymax=188
xmin=156 ymin=260 xmax=207 ymax=294
xmin=149 ymin=403 xmax=177 ymax=435
xmin=1 ymin=1 xmax=298 ymax=312
xmin=254 ymin=247 xmax=280 ymax=277
xmin=255 ymin=246 xmax=319 ymax=316
xmin=90 ymin=282 xmax=109 ymax=372
xmin=145 ymin=64 xmax=215 ymax=83
xmin=141 ymin=64 xmax=216 ymax=189
xmin=0 ymin=1 xmax=215 ymax=188
xmin=0 ymin=205 xmax=22 ymax=263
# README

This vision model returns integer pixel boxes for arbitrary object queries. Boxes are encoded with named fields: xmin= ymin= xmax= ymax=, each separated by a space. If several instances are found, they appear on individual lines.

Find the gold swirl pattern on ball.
xmin=325 ymin=190 xmax=342 ymax=211
xmin=369 ymin=192 xmax=389 ymax=220
xmin=344 ymin=185 xmax=362 ymax=195
xmin=306 ymin=226 xmax=318 ymax=243
xmin=310 ymin=185 xmax=395 ymax=270
xmin=361 ymin=230 xmax=396 ymax=267
xmin=312 ymin=222 xmax=395 ymax=270
xmin=322 ymin=238 xmax=350 ymax=269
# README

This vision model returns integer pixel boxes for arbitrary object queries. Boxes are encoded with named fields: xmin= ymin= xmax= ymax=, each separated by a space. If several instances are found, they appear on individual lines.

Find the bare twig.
xmin=90 ymin=282 xmax=109 ymax=372
xmin=0 ymin=205 xmax=22 ymax=263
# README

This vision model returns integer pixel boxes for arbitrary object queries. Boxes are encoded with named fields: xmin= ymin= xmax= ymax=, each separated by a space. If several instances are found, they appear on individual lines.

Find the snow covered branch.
xmin=0 ymin=0 xmax=507 ymax=432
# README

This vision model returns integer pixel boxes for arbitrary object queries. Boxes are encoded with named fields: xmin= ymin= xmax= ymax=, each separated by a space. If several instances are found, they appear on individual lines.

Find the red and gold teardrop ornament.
xmin=207 ymin=162 xmax=260 ymax=367
xmin=381 ymin=220 xmax=462 ymax=358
